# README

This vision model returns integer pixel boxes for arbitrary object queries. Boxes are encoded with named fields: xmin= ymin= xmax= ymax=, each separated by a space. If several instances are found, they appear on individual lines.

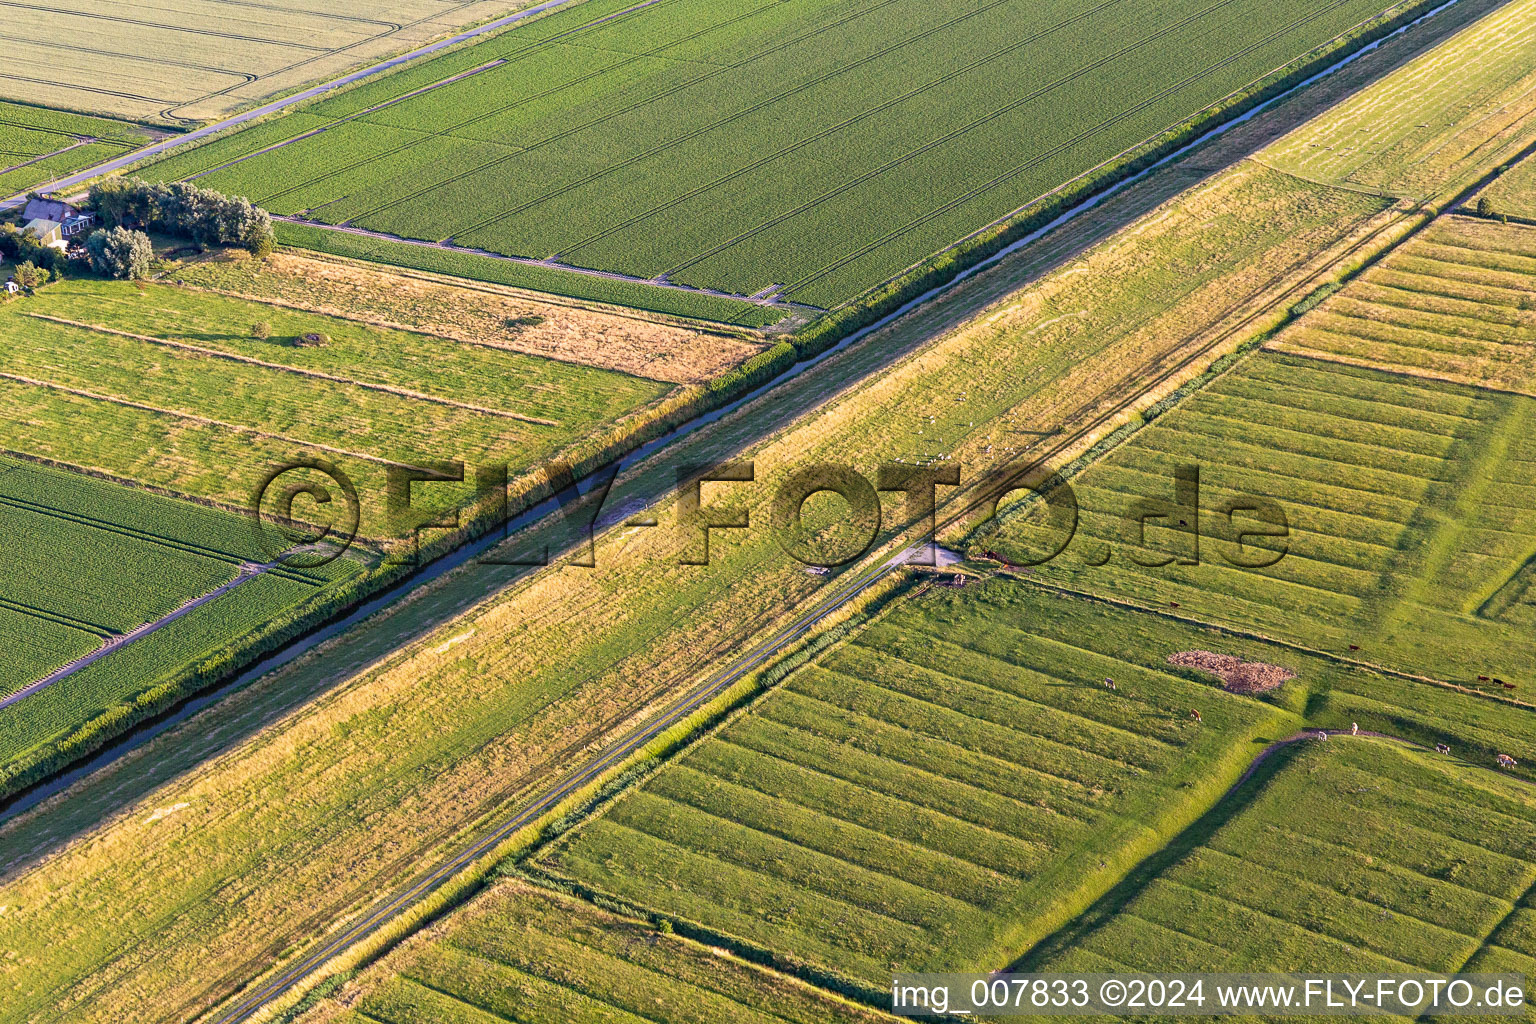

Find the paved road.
xmin=0 ymin=0 xmax=584 ymax=213
xmin=206 ymin=543 xmax=923 ymax=1024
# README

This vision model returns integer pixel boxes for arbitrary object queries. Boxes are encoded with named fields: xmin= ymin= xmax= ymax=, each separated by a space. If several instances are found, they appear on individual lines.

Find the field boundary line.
xmin=274 ymin=217 xmax=813 ymax=311
xmin=0 ymin=370 xmax=435 ymax=471
xmin=0 ymin=595 xmax=112 ymax=638
xmin=20 ymin=313 xmax=562 ymax=427
xmin=0 ymin=491 xmax=313 ymax=580
xmin=0 ymin=562 xmax=281 ymax=711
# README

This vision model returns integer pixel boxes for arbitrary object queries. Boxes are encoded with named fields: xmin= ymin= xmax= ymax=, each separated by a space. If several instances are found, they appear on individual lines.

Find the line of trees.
xmin=88 ymin=177 xmax=274 ymax=256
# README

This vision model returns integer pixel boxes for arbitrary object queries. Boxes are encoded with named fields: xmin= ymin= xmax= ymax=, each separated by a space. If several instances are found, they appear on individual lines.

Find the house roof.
xmin=23 ymin=217 xmax=62 ymax=238
xmin=22 ymin=197 xmax=76 ymax=222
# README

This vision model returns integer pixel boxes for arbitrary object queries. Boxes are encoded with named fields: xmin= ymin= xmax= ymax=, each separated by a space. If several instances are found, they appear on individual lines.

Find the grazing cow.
xmin=1349 ymin=644 xmax=1360 ymax=651
xmin=1478 ymin=675 xmax=1490 ymax=682
xmin=1435 ymin=743 xmax=1451 ymax=755
xmin=1350 ymin=722 xmax=1359 ymax=736
xmin=1504 ymin=681 xmax=1517 ymax=690
xmin=1170 ymin=602 xmax=1181 ymax=609
xmin=1315 ymin=730 xmax=1329 ymax=741
xmin=1189 ymin=709 xmax=1202 ymax=723
xmin=1496 ymin=754 xmax=1518 ymax=768
xmin=1104 ymin=678 xmax=1116 ymax=690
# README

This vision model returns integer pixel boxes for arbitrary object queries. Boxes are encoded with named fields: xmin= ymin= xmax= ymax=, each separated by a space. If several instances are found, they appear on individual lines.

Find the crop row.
xmin=0 ymin=606 xmax=99 ymax=696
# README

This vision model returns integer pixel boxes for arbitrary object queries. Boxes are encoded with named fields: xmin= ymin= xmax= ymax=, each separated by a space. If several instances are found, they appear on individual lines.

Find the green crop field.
xmin=1027 ymin=740 xmax=1536 ymax=988
xmin=142 ymin=0 xmax=1434 ymax=311
xmin=0 ymin=454 xmax=364 ymax=776
xmin=0 ymin=102 xmax=153 ymax=196
xmin=0 ymin=1 xmax=539 ymax=123
xmin=1272 ymin=215 xmax=1536 ymax=395
xmin=0 ymin=278 xmax=670 ymax=536
xmin=321 ymin=881 xmax=892 ymax=1024
xmin=980 ymin=350 xmax=1536 ymax=690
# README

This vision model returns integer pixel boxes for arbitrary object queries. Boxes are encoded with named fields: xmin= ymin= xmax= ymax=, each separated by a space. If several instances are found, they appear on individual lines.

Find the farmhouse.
xmin=21 ymin=196 xmax=95 ymax=248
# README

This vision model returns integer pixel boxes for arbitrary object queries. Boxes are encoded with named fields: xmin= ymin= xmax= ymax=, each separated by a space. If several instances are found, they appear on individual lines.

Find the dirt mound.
xmin=1168 ymin=650 xmax=1295 ymax=694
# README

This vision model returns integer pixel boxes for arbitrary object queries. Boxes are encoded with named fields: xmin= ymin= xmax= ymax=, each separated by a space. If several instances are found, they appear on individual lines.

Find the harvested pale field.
xmin=1263 ymin=0 xmax=1536 ymax=198
xmin=0 ymin=156 xmax=1406 ymax=1024
xmin=173 ymin=250 xmax=764 ymax=383
xmin=1271 ymin=215 xmax=1536 ymax=394
xmin=0 ymin=0 xmax=542 ymax=123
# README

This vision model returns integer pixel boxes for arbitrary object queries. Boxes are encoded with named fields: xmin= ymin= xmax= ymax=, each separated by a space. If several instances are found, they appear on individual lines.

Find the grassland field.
xmin=0 ymin=158 xmax=1429 ymax=1023
xmin=526 ymin=582 xmax=1536 ymax=992
xmin=1480 ymin=155 xmax=1536 ymax=222
xmin=0 ymin=276 xmax=674 ymax=538
xmin=1025 ymin=739 xmax=1536 ymax=1017
xmin=981 ymin=349 xmax=1536 ymax=690
xmin=170 ymin=247 xmax=767 ymax=384
xmin=0 ymin=0 xmax=547 ymax=124
xmin=299 ymin=880 xmax=894 ymax=1024
xmin=6 ymin=4 xmax=1536 ymax=1020
xmin=1271 ymin=215 xmax=1536 ymax=396
xmin=0 ymin=102 xmax=154 ymax=197
xmin=138 ymin=0 xmax=1439 ymax=312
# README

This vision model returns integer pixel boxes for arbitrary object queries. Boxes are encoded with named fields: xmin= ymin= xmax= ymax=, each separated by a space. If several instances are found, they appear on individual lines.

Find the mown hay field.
xmin=0 ymin=455 xmax=362 ymax=777
xmin=298 ymin=881 xmax=894 ymax=1024
xmin=0 ymin=278 xmax=672 ymax=537
xmin=1028 ymin=740 xmax=1536 ymax=996
xmin=1271 ymin=216 xmax=1536 ymax=393
xmin=176 ymin=247 xmax=769 ymax=382
xmin=146 ymin=0 xmax=1434 ymax=309
xmin=980 ymin=351 xmax=1536 ymax=690
xmin=0 ymin=102 xmax=153 ymax=196
xmin=1481 ymin=156 xmax=1536 ymax=222
xmin=1262 ymin=0 xmax=1536 ymax=198
xmin=0 ymin=0 xmax=540 ymax=123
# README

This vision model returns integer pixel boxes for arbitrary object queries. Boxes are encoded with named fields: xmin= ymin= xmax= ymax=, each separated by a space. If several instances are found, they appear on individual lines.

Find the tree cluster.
xmin=85 ymin=226 xmax=155 ymax=280
xmin=0 ymin=222 xmax=69 ymax=276
xmin=88 ymin=177 xmax=274 ymax=255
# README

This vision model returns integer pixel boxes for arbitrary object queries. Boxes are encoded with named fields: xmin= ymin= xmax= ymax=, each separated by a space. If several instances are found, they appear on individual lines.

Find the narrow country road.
xmin=204 ymin=542 xmax=926 ymax=1024
xmin=0 ymin=0 xmax=587 ymax=213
